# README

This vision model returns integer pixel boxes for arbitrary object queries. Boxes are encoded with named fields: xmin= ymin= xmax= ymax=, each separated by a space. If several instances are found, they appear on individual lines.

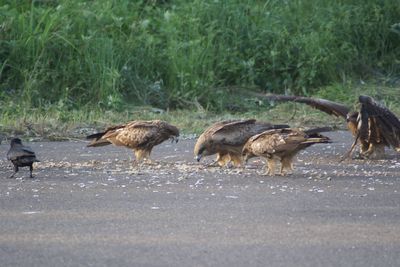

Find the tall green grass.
xmin=1 ymin=0 xmax=399 ymax=113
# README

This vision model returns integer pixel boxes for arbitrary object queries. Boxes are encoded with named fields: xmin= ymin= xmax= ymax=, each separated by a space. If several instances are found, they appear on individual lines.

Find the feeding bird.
xmin=242 ymin=127 xmax=331 ymax=176
xmin=7 ymin=138 xmax=40 ymax=178
xmin=258 ymin=93 xmax=400 ymax=159
xmin=86 ymin=120 xmax=179 ymax=164
xmin=194 ymin=119 xmax=289 ymax=167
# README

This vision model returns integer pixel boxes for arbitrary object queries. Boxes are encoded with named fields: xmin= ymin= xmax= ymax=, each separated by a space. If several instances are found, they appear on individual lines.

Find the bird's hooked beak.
xmin=171 ymin=136 xmax=179 ymax=143
xmin=195 ymin=154 xmax=202 ymax=162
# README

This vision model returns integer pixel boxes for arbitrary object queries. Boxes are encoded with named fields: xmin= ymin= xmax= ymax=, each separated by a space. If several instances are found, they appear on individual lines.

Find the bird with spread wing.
xmin=7 ymin=138 xmax=40 ymax=178
xmin=194 ymin=119 xmax=289 ymax=167
xmin=86 ymin=120 xmax=179 ymax=164
xmin=242 ymin=128 xmax=331 ymax=176
xmin=258 ymin=93 xmax=400 ymax=159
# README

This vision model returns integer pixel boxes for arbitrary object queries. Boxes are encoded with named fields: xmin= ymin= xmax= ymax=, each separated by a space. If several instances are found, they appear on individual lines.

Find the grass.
xmin=0 ymin=105 xmax=342 ymax=141
xmin=1 ymin=1 xmax=400 ymax=140
xmin=1 ymin=83 xmax=399 ymax=141
xmin=1 ymin=0 xmax=400 ymax=112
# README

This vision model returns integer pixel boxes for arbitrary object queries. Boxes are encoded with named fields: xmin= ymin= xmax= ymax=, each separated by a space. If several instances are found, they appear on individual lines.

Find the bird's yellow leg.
xmin=358 ymin=140 xmax=370 ymax=157
xmin=359 ymin=142 xmax=377 ymax=159
xmin=279 ymin=160 xmax=286 ymax=176
xmin=229 ymin=154 xmax=243 ymax=168
xmin=363 ymin=143 xmax=385 ymax=159
xmin=134 ymin=149 xmax=146 ymax=165
xmin=143 ymin=149 xmax=155 ymax=164
xmin=265 ymin=159 xmax=275 ymax=176
xmin=218 ymin=153 xmax=231 ymax=167
xmin=280 ymin=156 xmax=294 ymax=175
xmin=207 ymin=153 xmax=230 ymax=167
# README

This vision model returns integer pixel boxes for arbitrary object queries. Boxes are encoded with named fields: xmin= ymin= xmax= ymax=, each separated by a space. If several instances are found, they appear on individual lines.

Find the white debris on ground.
xmin=0 ymin=137 xmax=399 ymax=204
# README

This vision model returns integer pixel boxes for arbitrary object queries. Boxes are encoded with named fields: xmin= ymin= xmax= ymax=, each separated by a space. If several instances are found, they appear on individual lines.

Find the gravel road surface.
xmin=0 ymin=131 xmax=399 ymax=267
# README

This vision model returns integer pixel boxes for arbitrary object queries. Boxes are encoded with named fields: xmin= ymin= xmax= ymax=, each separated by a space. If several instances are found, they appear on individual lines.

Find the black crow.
xmin=7 ymin=138 xmax=40 ymax=178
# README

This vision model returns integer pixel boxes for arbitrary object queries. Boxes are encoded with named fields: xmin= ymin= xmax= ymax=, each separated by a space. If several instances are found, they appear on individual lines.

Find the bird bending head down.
xmin=194 ymin=119 xmax=290 ymax=167
xmin=86 ymin=120 xmax=179 ymax=164
xmin=260 ymin=93 xmax=400 ymax=160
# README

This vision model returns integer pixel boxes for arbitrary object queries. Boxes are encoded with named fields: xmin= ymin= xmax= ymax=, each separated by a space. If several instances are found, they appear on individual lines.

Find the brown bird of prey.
xmin=258 ymin=93 xmax=400 ymax=159
xmin=7 ymin=138 xmax=40 ymax=178
xmin=86 ymin=120 xmax=179 ymax=163
xmin=242 ymin=128 xmax=331 ymax=176
xmin=194 ymin=119 xmax=289 ymax=167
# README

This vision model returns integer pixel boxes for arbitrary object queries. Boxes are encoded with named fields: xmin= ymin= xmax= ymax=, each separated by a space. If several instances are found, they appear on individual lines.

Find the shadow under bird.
xmin=7 ymin=138 xmax=40 ymax=178
xmin=258 ymin=93 xmax=400 ymax=159
xmin=242 ymin=127 xmax=331 ymax=176
xmin=194 ymin=119 xmax=290 ymax=167
xmin=86 ymin=120 xmax=179 ymax=164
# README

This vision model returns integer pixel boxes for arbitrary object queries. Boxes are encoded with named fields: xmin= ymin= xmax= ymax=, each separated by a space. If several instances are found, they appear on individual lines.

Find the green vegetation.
xmin=1 ymin=0 xmax=400 ymax=137
xmin=1 ymin=84 xmax=399 ymax=140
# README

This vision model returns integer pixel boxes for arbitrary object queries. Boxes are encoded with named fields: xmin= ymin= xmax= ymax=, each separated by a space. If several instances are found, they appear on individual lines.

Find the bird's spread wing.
xmin=258 ymin=93 xmax=350 ymax=118
xmin=358 ymin=95 xmax=400 ymax=149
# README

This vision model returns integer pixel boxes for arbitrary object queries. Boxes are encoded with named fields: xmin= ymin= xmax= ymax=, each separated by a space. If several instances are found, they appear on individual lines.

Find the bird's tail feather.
xmin=86 ymin=131 xmax=112 ymax=147
xmin=87 ymin=139 xmax=111 ymax=147
xmin=86 ymin=132 xmax=106 ymax=140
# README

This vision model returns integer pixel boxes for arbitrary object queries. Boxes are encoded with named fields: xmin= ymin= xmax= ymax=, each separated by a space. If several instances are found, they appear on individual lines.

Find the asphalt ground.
xmin=0 ymin=131 xmax=399 ymax=267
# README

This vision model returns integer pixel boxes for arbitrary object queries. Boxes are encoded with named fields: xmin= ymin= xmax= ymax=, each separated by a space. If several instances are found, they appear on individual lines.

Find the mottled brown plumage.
xmin=261 ymin=94 xmax=400 ymax=159
xmin=86 ymin=120 xmax=179 ymax=163
xmin=194 ymin=119 xmax=289 ymax=167
xmin=242 ymin=128 xmax=331 ymax=176
xmin=352 ymin=95 xmax=400 ymax=158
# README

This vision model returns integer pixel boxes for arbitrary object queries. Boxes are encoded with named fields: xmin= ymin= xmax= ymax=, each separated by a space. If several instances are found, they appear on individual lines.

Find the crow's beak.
xmin=195 ymin=155 xmax=202 ymax=162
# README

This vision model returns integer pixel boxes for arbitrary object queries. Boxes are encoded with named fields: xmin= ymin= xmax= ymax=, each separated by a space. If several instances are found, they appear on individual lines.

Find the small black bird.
xmin=7 ymin=138 xmax=40 ymax=178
